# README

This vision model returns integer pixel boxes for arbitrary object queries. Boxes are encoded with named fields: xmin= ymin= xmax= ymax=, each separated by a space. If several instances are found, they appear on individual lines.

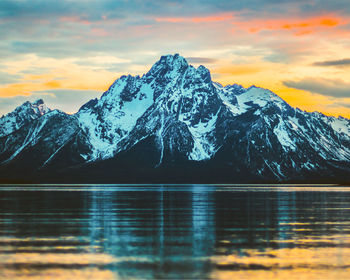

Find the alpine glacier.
xmin=0 ymin=54 xmax=349 ymax=183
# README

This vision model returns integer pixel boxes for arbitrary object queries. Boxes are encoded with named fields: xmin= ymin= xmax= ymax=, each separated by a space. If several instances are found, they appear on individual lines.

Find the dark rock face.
xmin=0 ymin=54 xmax=349 ymax=183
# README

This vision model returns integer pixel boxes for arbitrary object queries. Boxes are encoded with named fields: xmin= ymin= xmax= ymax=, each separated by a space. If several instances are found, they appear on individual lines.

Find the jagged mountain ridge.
xmin=0 ymin=99 xmax=50 ymax=138
xmin=0 ymin=54 xmax=349 ymax=183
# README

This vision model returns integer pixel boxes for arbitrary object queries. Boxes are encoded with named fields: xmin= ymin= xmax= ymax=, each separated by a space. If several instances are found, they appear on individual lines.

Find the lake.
xmin=0 ymin=185 xmax=350 ymax=279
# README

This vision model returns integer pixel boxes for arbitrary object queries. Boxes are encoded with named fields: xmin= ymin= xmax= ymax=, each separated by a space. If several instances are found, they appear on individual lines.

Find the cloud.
xmin=283 ymin=78 xmax=350 ymax=98
xmin=233 ymin=15 xmax=344 ymax=34
xmin=0 ymin=71 xmax=21 ymax=84
xmin=0 ymin=54 xmax=120 ymax=98
xmin=313 ymin=58 xmax=350 ymax=66
xmin=186 ymin=57 xmax=218 ymax=64
xmin=155 ymin=13 xmax=234 ymax=23
xmin=214 ymin=65 xmax=263 ymax=75
xmin=332 ymin=100 xmax=350 ymax=109
xmin=76 ymin=55 xmax=131 ymax=66
xmin=0 ymin=0 xmax=348 ymax=65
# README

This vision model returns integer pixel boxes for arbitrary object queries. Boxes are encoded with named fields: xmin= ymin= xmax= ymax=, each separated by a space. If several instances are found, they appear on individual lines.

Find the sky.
xmin=0 ymin=0 xmax=350 ymax=117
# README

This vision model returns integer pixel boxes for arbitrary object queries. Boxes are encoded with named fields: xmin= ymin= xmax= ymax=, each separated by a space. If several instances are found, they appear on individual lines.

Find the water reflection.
xmin=0 ymin=186 xmax=350 ymax=279
xmin=276 ymin=190 xmax=296 ymax=247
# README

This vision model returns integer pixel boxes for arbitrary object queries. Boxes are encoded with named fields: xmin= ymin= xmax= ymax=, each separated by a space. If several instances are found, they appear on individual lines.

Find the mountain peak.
xmin=159 ymin=53 xmax=187 ymax=66
xmin=31 ymin=99 xmax=50 ymax=116
xmin=33 ymin=98 xmax=44 ymax=106
xmin=0 ymin=99 xmax=50 ymax=137
xmin=146 ymin=54 xmax=188 ymax=78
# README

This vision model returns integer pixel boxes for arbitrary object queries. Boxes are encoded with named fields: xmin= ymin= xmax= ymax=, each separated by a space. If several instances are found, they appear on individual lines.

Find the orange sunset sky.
xmin=0 ymin=0 xmax=349 ymax=117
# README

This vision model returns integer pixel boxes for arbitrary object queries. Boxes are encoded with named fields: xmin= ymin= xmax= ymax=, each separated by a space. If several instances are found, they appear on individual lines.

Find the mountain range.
xmin=1 ymin=54 xmax=349 ymax=183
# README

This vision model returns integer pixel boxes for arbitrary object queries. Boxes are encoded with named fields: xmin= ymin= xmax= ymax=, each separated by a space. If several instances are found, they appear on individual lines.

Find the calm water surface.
xmin=0 ymin=185 xmax=350 ymax=279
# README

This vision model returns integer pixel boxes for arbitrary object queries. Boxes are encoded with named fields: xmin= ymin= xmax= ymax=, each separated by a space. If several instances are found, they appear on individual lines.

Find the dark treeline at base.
xmin=1 ymin=159 xmax=349 ymax=185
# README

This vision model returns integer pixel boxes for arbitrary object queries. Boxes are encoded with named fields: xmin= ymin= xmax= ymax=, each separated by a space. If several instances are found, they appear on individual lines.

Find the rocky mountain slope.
xmin=0 ymin=54 xmax=349 ymax=183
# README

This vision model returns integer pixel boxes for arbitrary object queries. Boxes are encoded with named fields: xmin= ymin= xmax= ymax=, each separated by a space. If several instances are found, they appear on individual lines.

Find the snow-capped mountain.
xmin=0 ymin=54 xmax=349 ymax=183
xmin=0 ymin=99 xmax=50 ymax=138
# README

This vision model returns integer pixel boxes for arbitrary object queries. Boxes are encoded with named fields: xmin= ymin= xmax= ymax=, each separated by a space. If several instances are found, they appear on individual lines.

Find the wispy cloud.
xmin=313 ymin=58 xmax=350 ymax=66
xmin=155 ymin=13 xmax=234 ymax=23
xmin=185 ymin=57 xmax=218 ymax=64
xmin=283 ymin=78 xmax=350 ymax=98
xmin=0 ymin=71 xmax=22 ymax=85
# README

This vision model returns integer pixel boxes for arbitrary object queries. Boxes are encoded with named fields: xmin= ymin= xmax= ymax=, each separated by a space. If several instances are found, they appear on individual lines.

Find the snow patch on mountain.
xmin=235 ymin=87 xmax=286 ymax=113
xmin=216 ymin=84 xmax=287 ymax=116
xmin=273 ymin=117 xmax=297 ymax=151
xmin=327 ymin=117 xmax=350 ymax=138
xmin=77 ymin=74 xmax=154 ymax=160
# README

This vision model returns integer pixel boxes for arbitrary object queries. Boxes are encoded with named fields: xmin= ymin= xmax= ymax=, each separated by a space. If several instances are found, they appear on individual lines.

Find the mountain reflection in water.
xmin=0 ymin=185 xmax=349 ymax=279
